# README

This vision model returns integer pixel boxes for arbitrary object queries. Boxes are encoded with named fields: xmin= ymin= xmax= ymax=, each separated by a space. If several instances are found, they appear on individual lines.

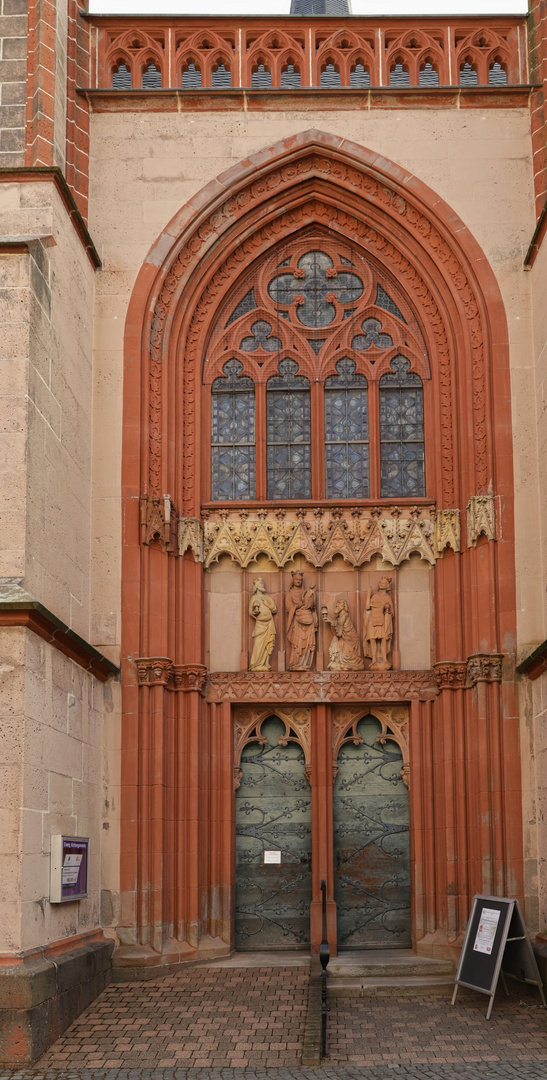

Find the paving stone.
xmin=0 ymin=963 xmax=546 ymax=1079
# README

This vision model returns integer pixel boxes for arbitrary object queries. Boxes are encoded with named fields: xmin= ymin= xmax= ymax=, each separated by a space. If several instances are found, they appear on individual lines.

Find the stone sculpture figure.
xmin=249 ymin=578 xmax=277 ymax=671
xmin=285 ymin=570 xmax=318 ymax=671
xmin=363 ymin=576 xmax=394 ymax=671
xmin=321 ymin=599 xmax=364 ymax=671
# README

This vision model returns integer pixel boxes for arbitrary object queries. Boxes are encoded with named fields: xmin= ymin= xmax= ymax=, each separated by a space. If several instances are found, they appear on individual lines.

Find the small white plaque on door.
xmin=264 ymin=850 xmax=282 ymax=864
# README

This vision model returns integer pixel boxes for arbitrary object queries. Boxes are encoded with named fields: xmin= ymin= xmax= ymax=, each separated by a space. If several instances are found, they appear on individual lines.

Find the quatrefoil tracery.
xmin=205 ymin=237 xmax=430 ymax=387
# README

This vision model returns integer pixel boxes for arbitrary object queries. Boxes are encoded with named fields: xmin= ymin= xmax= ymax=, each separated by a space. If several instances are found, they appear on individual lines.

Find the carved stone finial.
xmin=363 ymin=577 xmax=394 ymax=672
xmin=467 ymin=495 xmax=496 ymax=547
xmin=178 ymin=517 xmax=204 ymax=562
xmin=249 ymin=578 xmax=277 ymax=672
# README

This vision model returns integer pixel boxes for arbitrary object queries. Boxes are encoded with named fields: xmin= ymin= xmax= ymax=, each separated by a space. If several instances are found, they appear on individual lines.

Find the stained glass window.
xmin=325 ymin=358 xmax=369 ymax=498
xmin=266 ymin=359 xmax=311 ymax=499
xmin=268 ymin=251 xmax=363 ymax=328
xmin=211 ymin=359 xmax=256 ymax=501
xmin=379 ymin=356 xmax=425 ymax=497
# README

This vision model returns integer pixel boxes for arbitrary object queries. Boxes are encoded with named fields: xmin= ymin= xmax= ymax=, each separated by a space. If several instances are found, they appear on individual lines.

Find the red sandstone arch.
xmin=119 ymin=130 xmax=520 ymax=967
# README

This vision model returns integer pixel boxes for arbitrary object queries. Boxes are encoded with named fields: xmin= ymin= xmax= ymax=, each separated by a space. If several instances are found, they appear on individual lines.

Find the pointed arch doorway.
xmin=333 ymin=709 xmax=411 ymax=949
xmin=235 ymin=712 xmax=312 ymax=950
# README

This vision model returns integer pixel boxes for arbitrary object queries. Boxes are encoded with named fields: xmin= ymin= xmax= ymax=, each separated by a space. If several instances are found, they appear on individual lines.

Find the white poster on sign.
xmin=473 ymin=908 xmax=501 ymax=954
xmin=264 ymin=850 xmax=282 ymax=864
xmin=62 ymin=852 xmax=83 ymax=886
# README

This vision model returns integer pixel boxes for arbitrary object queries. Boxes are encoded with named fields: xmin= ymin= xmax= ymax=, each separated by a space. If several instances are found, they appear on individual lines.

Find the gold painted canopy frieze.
xmin=188 ymin=505 xmax=461 ymax=569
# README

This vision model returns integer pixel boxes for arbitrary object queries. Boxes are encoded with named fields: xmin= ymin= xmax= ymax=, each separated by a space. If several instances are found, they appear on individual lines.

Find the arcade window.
xmin=206 ymin=239 xmax=429 ymax=503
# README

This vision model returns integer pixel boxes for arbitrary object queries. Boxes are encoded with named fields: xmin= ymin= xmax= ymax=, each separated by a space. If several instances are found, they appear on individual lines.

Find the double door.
xmin=235 ymin=710 xmax=410 ymax=950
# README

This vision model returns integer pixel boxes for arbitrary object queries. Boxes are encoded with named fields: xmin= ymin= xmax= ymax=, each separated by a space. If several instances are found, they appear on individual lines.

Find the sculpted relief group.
xmin=249 ymin=572 xmax=394 ymax=674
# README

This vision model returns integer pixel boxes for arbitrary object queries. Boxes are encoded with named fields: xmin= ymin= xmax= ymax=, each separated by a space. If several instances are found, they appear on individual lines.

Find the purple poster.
xmin=60 ymin=837 xmax=89 ymax=900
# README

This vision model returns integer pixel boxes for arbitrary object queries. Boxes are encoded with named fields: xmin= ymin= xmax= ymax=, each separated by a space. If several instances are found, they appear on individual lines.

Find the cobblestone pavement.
xmin=0 ymin=961 xmax=546 ymax=1080
xmin=36 ymin=966 xmax=310 ymax=1070
xmin=327 ymin=984 xmax=547 ymax=1066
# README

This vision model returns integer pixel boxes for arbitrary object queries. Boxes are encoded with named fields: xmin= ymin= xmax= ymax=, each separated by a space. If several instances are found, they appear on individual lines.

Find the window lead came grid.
xmin=379 ymin=356 xmax=425 ymax=498
xmin=325 ymin=357 xmax=369 ymax=499
xmin=266 ymin=359 xmax=312 ymax=500
xmin=211 ymin=359 xmax=256 ymax=501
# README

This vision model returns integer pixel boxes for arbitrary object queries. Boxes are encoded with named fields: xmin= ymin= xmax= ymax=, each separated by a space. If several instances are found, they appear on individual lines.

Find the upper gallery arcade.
xmin=1 ymin=0 xmax=547 ymax=1064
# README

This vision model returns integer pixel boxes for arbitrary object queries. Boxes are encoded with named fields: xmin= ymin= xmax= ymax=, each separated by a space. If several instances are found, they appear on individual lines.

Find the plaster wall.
xmin=0 ymin=626 xmax=105 ymax=954
xmin=90 ymin=106 xmax=538 ymax=666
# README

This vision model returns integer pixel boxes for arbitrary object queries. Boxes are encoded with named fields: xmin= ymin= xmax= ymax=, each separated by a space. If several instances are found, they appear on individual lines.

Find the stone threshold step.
xmin=328 ymin=958 xmax=454 ymax=978
xmin=328 ymin=975 xmax=454 ymax=997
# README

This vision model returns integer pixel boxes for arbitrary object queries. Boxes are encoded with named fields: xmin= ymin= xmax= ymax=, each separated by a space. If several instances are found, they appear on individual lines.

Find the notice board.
xmin=452 ymin=894 xmax=546 ymax=1018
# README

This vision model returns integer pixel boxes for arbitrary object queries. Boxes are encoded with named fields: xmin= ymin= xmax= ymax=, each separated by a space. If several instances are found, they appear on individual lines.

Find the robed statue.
xmin=249 ymin=578 xmax=277 ymax=672
xmin=363 ymin=576 xmax=394 ymax=671
xmin=285 ymin=571 xmax=318 ymax=671
xmin=321 ymin=599 xmax=364 ymax=671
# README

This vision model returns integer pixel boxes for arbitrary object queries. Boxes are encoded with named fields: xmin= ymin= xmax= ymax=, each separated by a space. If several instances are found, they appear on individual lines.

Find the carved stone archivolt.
xmin=135 ymin=658 xmax=207 ymax=692
xmin=233 ymin=706 xmax=312 ymax=790
xmin=467 ymin=495 xmax=496 ymax=547
xmin=200 ymin=505 xmax=437 ymax=569
xmin=332 ymin=704 xmax=410 ymax=788
xmin=207 ymin=669 xmax=437 ymax=703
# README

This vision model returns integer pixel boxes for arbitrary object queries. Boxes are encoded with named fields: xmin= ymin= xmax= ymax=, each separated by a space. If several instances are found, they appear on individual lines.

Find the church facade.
xmin=1 ymin=0 xmax=547 ymax=1062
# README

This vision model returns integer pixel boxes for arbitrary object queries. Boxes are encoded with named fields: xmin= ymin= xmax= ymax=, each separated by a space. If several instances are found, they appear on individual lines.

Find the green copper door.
xmin=333 ymin=714 xmax=411 ymax=949
xmin=235 ymin=716 xmax=312 ymax=950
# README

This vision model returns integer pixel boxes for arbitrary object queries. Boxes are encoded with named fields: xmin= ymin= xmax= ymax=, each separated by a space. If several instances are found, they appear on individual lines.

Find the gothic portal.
xmin=123 ymin=131 xmax=520 ymax=969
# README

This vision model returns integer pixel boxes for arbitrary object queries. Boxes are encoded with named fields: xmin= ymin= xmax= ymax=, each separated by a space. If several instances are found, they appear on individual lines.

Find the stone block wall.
xmin=0 ymin=182 xmax=95 ymax=633
xmin=0 ymin=0 xmax=27 ymax=168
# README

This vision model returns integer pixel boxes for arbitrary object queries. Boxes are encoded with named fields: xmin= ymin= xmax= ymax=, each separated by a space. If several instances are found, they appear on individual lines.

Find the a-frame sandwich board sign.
xmin=452 ymin=894 xmax=546 ymax=1019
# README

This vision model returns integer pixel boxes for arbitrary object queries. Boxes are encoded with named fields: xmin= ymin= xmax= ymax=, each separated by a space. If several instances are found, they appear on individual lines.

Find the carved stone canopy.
xmin=192 ymin=505 xmax=460 ymax=569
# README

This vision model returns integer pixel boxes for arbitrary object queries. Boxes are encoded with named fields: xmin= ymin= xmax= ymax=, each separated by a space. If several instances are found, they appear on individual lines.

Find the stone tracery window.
xmin=205 ymin=237 xmax=428 ymax=503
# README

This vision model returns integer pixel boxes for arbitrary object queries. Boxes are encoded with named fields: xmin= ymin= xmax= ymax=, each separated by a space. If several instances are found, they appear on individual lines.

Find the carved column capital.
xmin=434 ymin=509 xmax=460 ymax=558
xmin=178 ymin=517 xmax=204 ymax=562
xmin=135 ymin=656 xmax=174 ymax=687
xmin=173 ymin=663 xmax=208 ymax=693
xmin=467 ymin=495 xmax=496 ymax=547
xmin=433 ymin=661 xmax=467 ymax=689
xmin=466 ymin=653 xmax=503 ymax=685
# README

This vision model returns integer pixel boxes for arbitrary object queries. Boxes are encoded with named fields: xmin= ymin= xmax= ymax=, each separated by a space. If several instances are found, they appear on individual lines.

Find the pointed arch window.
xmin=324 ymin=358 xmax=369 ymax=498
xmin=266 ymin=359 xmax=311 ymax=499
xmin=379 ymin=357 xmax=425 ymax=497
xmin=206 ymin=239 xmax=429 ymax=504
xmin=211 ymin=359 xmax=256 ymax=501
